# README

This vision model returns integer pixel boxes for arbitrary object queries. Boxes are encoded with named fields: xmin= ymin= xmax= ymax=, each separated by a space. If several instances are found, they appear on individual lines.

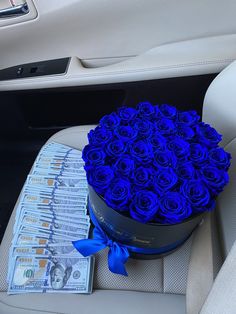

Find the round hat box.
xmin=88 ymin=185 xmax=204 ymax=259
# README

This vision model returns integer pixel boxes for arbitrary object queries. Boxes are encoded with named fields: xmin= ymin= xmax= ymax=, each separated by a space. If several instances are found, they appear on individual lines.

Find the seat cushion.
xmin=0 ymin=291 xmax=186 ymax=314
xmin=0 ymin=125 xmax=219 ymax=314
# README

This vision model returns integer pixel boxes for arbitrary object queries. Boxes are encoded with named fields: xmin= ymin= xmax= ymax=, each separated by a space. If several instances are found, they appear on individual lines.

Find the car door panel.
xmin=0 ymin=0 xmax=236 ymax=90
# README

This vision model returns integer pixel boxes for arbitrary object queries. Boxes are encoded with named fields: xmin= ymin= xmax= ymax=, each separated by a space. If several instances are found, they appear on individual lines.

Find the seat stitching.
xmin=0 ymin=298 xmax=63 ymax=314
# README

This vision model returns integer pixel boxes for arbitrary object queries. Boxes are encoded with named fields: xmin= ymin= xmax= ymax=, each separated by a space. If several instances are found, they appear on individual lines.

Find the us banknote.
xmin=26 ymin=175 xmax=88 ymax=189
xmin=8 ymin=255 xmax=94 ymax=294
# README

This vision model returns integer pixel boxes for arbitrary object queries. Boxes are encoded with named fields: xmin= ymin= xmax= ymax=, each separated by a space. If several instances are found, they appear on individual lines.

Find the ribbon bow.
xmin=72 ymin=209 xmax=130 ymax=276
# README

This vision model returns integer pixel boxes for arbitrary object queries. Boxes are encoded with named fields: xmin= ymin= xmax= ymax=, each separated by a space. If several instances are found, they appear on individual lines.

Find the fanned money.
xmin=8 ymin=142 xmax=94 ymax=294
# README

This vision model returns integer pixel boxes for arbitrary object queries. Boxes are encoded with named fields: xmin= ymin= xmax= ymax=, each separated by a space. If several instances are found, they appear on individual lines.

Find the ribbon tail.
xmin=108 ymin=243 xmax=130 ymax=276
xmin=72 ymin=239 xmax=107 ymax=257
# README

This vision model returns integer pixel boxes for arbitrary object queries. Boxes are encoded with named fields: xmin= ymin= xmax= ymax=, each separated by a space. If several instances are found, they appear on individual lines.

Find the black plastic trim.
xmin=0 ymin=58 xmax=70 ymax=80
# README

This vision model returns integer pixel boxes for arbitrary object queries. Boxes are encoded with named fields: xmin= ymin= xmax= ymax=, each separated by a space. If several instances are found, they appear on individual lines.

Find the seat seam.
xmin=162 ymin=257 xmax=164 ymax=293
xmin=0 ymin=298 xmax=63 ymax=314
xmin=223 ymin=136 xmax=236 ymax=149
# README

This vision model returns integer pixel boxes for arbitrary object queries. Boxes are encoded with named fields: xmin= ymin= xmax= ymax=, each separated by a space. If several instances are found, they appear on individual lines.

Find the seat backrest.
xmin=203 ymin=61 xmax=236 ymax=147
xmin=203 ymin=61 xmax=236 ymax=256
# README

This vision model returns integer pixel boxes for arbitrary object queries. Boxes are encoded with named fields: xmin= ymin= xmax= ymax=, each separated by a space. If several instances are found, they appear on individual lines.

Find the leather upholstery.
xmin=203 ymin=61 xmax=236 ymax=147
xmin=203 ymin=61 xmax=236 ymax=256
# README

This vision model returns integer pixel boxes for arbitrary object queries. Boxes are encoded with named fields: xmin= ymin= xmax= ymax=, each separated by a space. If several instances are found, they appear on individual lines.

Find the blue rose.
xmin=100 ymin=112 xmax=120 ymax=130
xmin=176 ymin=162 xmax=195 ymax=180
xmin=177 ymin=124 xmax=195 ymax=140
xmin=105 ymin=140 xmax=126 ymax=158
xmin=88 ymin=126 xmax=112 ymax=146
xmin=133 ymin=166 xmax=154 ymax=188
xmin=200 ymin=166 xmax=229 ymax=195
xmin=195 ymin=122 xmax=222 ymax=147
xmin=150 ymin=132 xmax=167 ymax=151
xmin=159 ymin=104 xmax=177 ymax=119
xmin=181 ymin=180 xmax=211 ymax=212
xmin=156 ymin=118 xmax=176 ymax=135
xmin=153 ymin=149 xmax=177 ymax=168
xmin=153 ymin=168 xmax=178 ymax=193
xmin=178 ymin=110 xmax=200 ymax=126
xmin=105 ymin=179 xmax=131 ymax=211
xmin=82 ymin=145 xmax=106 ymax=166
xmin=159 ymin=192 xmax=192 ymax=224
xmin=167 ymin=137 xmax=190 ymax=159
xmin=137 ymin=102 xmax=156 ymax=119
xmin=189 ymin=143 xmax=208 ymax=166
xmin=115 ymin=125 xmax=138 ymax=142
xmin=118 ymin=106 xmax=138 ymax=122
xmin=87 ymin=166 xmax=114 ymax=194
xmin=113 ymin=156 xmax=135 ymax=177
xmin=129 ymin=140 xmax=153 ymax=164
xmin=208 ymin=147 xmax=231 ymax=170
xmin=133 ymin=118 xmax=154 ymax=139
xmin=130 ymin=190 xmax=159 ymax=223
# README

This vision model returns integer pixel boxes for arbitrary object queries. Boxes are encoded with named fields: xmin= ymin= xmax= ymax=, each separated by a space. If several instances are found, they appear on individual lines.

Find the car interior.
xmin=0 ymin=1 xmax=236 ymax=313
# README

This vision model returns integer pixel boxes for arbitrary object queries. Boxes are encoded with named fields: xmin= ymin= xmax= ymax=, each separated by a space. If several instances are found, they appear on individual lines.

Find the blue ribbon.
xmin=72 ymin=206 xmax=129 ymax=276
xmin=73 ymin=201 xmax=188 ymax=276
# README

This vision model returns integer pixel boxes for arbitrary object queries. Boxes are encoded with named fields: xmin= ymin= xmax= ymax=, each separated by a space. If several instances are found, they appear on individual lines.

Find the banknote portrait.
xmin=50 ymin=262 xmax=72 ymax=290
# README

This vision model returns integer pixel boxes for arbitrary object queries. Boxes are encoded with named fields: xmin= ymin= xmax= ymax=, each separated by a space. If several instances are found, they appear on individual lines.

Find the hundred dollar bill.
xmin=35 ymin=151 xmax=84 ymax=163
xmin=8 ymin=247 xmax=53 ymax=283
xmin=16 ymin=215 xmax=90 ymax=235
xmin=15 ymin=210 xmax=90 ymax=234
xmin=20 ymin=202 xmax=88 ymax=211
xmin=17 ymin=208 xmax=90 ymax=226
xmin=36 ymin=152 xmax=82 ymax=161
xmin=19 ymin=226 xmax=90 ymax=241
xmin=32 ymin=168 xmax=86 ymax=178
xmin=39 ymin=147 xmax=82 ymax=158
xmin=12 ymin=232 xmax=76 ymax=247
xmin=41 ymin=142 xmax=82 ymax=153
xmin=31 ymin=163 xmax=86 ymax=177
xmin=35 ymin=153 xmax=83 ymax=164
xmin=31 ymin=169 xmax=85 ymax=177
xmin=20 ymin=192 xmax=87 ymax=207
xmin=17 ymin=212 xmax=90 ymax=230
xmin=9 ymin=234 xmax=83 ymax=282
xmin=19 ymin=224 xmax=89 ymax=240
xmin=23 ymin=185 xmax=88 ymax=197
xmin=7 ymin=245 xmax=79 ymax=281
xmin=7 ymin=246 xmax=49 ymax=282
xmin=34 ymin=160 xmax=85 ymax=170
xmin=26 ymin=175 xmax=88 ymax=189
xmin=35 ymin=156 xmax=84 ymax=166
xmin=22 ymin=187 xmax=88 ymax=203
xmin=11 ymin=246 xmax=51 ymax=257
xmin=16 ymin=204 xmax=87 ymax=221
xmin=32 ymin=163 xmax=85 ymax=172
xmin=14 ymin=202 xmax=88 ymax=227
xmin=12 ymin=232 xmax=85 ymax=251
xmin=28 ymin=185 xmax=88 ymax=198
xmin=23 ymin=210 xmax=89 ymax=222
xmin=11 ymin=244 xmax=80 ymax=257
xmin=8 ymin=255 xmax=94 ymax=294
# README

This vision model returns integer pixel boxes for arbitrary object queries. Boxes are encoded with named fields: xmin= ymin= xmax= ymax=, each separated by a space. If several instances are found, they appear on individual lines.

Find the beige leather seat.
xmin=0 ymin=61 xmax=236 ymax=314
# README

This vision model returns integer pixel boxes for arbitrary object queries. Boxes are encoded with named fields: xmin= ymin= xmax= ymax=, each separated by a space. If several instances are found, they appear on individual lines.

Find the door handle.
xmin=0 ymin=2 xmax=29 ymax=18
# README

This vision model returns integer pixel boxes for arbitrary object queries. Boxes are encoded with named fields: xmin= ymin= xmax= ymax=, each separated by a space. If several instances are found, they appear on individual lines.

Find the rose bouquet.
xmin=73 ymin=102 xmax=231 ymax=275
